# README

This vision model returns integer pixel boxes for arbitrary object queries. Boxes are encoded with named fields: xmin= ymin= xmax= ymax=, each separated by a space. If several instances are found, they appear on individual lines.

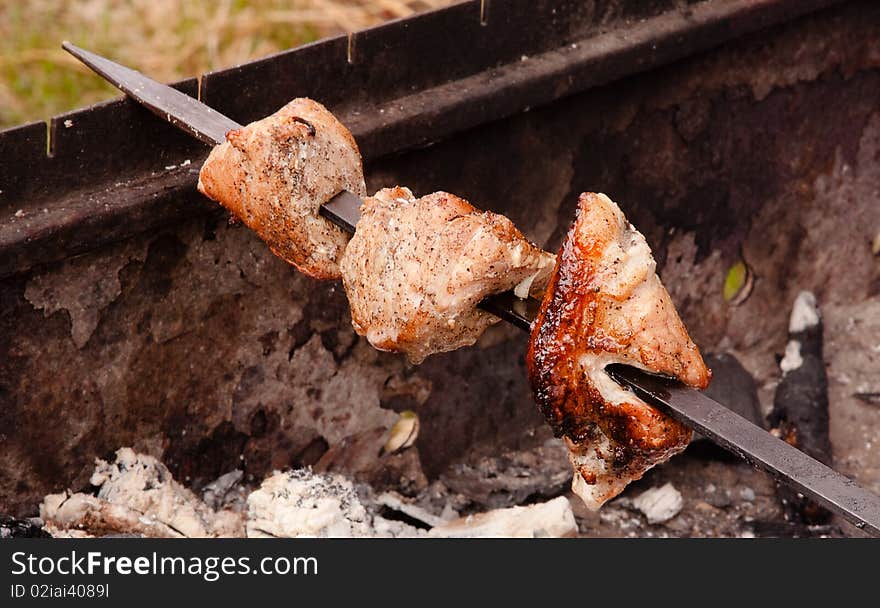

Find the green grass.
xmin=0 ymin=0 xmax=448 ymax=128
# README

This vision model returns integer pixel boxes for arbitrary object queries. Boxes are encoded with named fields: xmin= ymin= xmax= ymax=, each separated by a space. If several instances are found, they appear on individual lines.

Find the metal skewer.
xmin=61 ymin=41 xmax=540 ymax=329
xmin=63 ymin=42 xmax=880 ymax=536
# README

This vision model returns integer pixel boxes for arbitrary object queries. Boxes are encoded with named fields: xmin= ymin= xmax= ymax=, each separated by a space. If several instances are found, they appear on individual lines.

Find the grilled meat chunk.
xmin=527 ymin=192 xmax=710 ymax=510
xmin=341 ymin=187 xmax=555 ymax=363
xmin=197 ymin=98 xmax=365 ymax=279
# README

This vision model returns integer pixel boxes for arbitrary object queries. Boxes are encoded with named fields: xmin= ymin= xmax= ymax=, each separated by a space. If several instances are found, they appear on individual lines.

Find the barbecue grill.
xmin=2 ymin=0 xmax=879 ymax=537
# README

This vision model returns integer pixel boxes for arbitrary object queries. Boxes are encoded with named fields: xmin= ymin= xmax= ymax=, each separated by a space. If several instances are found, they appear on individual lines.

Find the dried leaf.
xmin=723 ymin=260 xmax=753 ymax=305
xmin=381 ymin=410 xmax=419 ymax=455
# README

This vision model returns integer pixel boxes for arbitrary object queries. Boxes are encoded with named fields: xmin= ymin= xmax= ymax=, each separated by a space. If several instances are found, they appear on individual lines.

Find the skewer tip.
xmin=61 ymin=41 xmax=88 ymax=61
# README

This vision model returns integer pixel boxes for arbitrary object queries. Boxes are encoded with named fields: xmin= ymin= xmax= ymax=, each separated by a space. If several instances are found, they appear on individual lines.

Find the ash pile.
xmin=33 ymin=447 xmax=577 ymax=539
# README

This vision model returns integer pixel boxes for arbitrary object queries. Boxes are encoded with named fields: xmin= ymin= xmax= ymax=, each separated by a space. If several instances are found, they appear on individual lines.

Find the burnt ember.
xmin=769 ymin=292 xmax=832 ymax=526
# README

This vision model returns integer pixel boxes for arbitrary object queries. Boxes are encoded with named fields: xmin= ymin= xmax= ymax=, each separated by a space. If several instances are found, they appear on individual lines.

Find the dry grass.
xmin=0 ymin=0 xmax=454 ymax=128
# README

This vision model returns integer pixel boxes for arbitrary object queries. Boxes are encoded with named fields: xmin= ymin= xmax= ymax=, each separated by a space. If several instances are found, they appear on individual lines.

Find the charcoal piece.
xmin=769 ymin=291 xmax=832 ymax=525
xmin=0 ymin=515 xmax=49 ymax=538
xmin=748 ymin=520 xmax=838 ymax=538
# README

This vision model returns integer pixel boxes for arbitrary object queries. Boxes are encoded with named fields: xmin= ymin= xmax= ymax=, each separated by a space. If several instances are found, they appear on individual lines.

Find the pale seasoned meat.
xmin=197 ymin=98 xmax=365 ymax=279
xmin=527 ymin=192 xmax=710 ymax=510
xmin=341 ymin=187 xmax=555 ymax=363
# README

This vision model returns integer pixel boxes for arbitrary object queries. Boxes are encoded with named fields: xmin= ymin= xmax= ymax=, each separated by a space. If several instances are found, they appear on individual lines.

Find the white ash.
xmin=370 ymin=516 xmax=425 ymax=538
xmin=632 ymin=483 xmax=683 ymax=524
xmin=246 ymin=470 xmax=422 ymax=538
xmin=376 ymin=491 xmax=446 ymax=528
xmin=41 ymin=493 xmax=185 ymax=538
xmin=202 ymin=469 xmax=248 ymax=513
xmin=246 ymin=471 xmax=577 ymax=538
xmin=779 ymin=339 xmax=803 ymax=374
xmin=428 ymin=497 xmax=577 ymax=538
xmin=40 ymin=452 xmax=582 ymax=538
xmin=440 ymin=502 xmax=460 ymax=521
xmin=247 ymin=470 xmax=370 ymax=538
xmin=41 ymin=448 xmax=244 ymax=538
xmin=789 ymin=291 xmax=820 ymax=333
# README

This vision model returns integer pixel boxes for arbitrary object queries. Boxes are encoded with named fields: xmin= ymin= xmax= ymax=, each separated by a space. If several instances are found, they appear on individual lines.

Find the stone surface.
xmin=825 ymin=298 xmax=880 ymax=495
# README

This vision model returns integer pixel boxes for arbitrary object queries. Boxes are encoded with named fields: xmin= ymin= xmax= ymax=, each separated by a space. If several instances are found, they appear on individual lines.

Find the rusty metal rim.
xmin=0 ymin=0 xmax=846 ymax=279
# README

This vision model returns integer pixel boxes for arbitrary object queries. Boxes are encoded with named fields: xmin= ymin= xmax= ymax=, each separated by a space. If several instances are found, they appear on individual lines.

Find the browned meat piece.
xmin=527 ymin=192 xmax=710 ymax=510
xmin=197 ymin=98 xmax=365 ymax=279
xmin=341 ymin=187 xmax=555 ymax=363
